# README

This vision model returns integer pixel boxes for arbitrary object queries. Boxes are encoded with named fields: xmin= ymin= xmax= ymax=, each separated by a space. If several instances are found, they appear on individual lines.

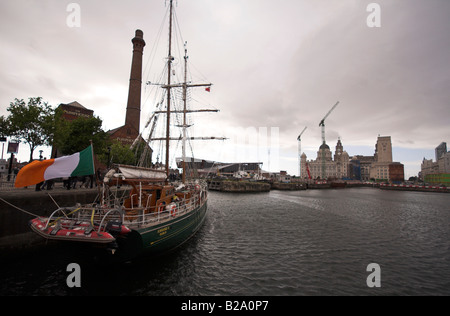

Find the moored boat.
xmin=99 ymin=165 xmax=209 ymax=258
xmin=29 ymin=207 xmax=129 ymax=245
xmin=23 ymin=0 xmax=221 ymax=260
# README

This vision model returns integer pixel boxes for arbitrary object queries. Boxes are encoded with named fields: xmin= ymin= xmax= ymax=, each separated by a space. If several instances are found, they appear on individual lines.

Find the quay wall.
xmin=207 ymin=180 xmax=270 ymax=193
xmin=0 ymin=188 xmax=99 ymax=252
xmin=271 ymin=182 xmax=306 ymax=190
xmin=379 ymin=184 xmax=450 ymax=193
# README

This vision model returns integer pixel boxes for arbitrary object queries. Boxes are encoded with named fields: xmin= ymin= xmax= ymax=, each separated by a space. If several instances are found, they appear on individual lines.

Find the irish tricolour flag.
xmin=15 ymin=145 xmax=95 ymax=188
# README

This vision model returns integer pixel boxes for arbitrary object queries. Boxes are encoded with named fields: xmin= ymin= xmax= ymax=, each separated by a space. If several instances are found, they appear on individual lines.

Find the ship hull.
xmin=114 ymin=201 xmax=207 ymax=260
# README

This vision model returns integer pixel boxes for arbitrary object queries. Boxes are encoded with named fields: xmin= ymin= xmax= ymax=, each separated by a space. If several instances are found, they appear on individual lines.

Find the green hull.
xmin=115 ymin=201 xmax=207 ymax=259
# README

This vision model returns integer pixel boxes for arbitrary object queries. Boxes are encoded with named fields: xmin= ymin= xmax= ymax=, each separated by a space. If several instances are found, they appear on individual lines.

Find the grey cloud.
xmin=0 ymin=0 xmax=448 ymax=175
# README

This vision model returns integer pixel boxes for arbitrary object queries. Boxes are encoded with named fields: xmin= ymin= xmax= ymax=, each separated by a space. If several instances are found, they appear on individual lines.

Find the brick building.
xmin=58 ymin=101 xmax=94 ymax=121
xmin=389 ymin=162 xmax=405 ymax=183
xmin=51 ymin=101 xmax=94 ymax=158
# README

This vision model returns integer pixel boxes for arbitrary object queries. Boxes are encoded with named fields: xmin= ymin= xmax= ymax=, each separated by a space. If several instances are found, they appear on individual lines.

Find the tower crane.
xmin=319 ymin=101 xmax=339 ymax=179
xmin=297 ymin=126 xmax=307 ymax=177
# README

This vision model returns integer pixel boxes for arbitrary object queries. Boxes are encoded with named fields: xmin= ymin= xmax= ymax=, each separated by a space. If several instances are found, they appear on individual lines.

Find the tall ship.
xmin=23 ymin=0 xmax=223 ymax=260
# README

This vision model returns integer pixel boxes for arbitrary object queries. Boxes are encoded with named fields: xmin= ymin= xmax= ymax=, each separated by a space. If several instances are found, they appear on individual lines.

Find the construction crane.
xmin=319 ymin=101 xmax=339 ymax=179
xmin=297 ymin=126 xmax=307 ymax=177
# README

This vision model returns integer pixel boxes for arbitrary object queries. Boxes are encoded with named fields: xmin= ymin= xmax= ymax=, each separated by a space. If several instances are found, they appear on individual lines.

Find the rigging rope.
xmin=0 ymin=197 xmax=40 ymax=218
xmin=143 ymin=4 xmax=170 ymax=84
xmin=139 ymin=0 xmax=218 ymax=173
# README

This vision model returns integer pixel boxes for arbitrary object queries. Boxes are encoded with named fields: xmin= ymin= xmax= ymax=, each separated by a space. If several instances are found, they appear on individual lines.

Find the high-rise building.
xmin=435 ymin=142 xmax=447 ymax=161
xmin=374 ymin=136 xmax=392 ymax=163
xmin=370 ymin=136 xmax=403 ymax=182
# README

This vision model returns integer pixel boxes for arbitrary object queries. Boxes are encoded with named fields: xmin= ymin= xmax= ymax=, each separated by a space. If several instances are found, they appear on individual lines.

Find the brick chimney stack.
xmin=125 ymin=29 xmax=146 ymax=134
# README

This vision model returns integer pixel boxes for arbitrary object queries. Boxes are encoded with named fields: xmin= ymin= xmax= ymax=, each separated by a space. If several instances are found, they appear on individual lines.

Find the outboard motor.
xmin=106 ymin=220 xmax=124 ymax=236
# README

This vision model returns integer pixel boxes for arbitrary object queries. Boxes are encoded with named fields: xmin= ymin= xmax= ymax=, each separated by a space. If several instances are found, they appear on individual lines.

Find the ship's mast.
xmin=157 ymin=0 xmax=225 ymax=181
xmin=182 ymin=42 xmax=188 ymax=183
xmin=165 ymin=0 xmax=174 ymax=178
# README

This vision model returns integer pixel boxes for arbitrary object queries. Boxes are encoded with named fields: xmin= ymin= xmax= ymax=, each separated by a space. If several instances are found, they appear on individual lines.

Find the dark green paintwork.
xmin=115 ymin=201 xmax=207 ymax=260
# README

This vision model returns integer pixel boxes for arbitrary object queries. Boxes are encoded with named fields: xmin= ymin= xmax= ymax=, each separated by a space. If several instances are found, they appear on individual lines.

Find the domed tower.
xmin=317 ymin=143 xmax=332 ymax=161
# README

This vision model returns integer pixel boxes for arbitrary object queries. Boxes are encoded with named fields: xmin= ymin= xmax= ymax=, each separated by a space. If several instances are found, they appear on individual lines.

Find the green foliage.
xmin=4 ymin=97 xmax=151 ymax=167
xmin=6 ymin=97 xmax=55 ymax=161
xmin=97 ymin=139 xmax=151 ymax=168
xmin=108 ymin=141 xmax=137 ymax=166
xmin=53 ymin=115 xmax=109 ymax=156
xmin=0 ymin=116 xmax=9 ymax=138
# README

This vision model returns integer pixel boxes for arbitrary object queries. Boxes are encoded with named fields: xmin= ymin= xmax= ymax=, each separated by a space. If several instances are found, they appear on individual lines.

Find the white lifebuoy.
xmin=167 ymin=203 xmax=177 ymax=217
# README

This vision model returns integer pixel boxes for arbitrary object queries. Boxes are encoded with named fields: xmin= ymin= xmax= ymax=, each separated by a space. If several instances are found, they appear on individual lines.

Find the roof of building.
xmin=59 ymin=101 xmax=90 ymax=110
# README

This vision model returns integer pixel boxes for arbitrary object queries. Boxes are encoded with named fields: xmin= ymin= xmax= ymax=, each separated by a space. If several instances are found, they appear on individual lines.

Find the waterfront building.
xmin=369 ymin=136 xmax=404 ymax=183
xmin=269 ymin=170 xmax=291 ymax=183
xmin=334 ymin=139 xmax=350 ymax=179
xmin=300 ymin=138 xmax=349 ymax=180
xmin=439 ymin=152 xmax=450 ymax=174
xmin=421 ymin=142 xmax=450 ymax=184
xmin=299 ymin=135 xmax=404 ymax=182
xmin=424 ymin=173 xmax=450 ymax=185
xmin=369 ymin=162 xmax=390 ymax=181
xmin=421 ymin=158 xmax=439 ymax=178
xmin=349 ymin=155 xmax=375 ymax=181
xmin=369 ymin=136 xmax=392 ymax=181
xmin=176 ymin=157 xmax=263 ymax=178
xmin=374 ymin=136 xmax=392 ymax=163
xmin=389 ymin=162 xmax=405 ymax=183
xmin=435 ymin=142 xmax=447 ymax=161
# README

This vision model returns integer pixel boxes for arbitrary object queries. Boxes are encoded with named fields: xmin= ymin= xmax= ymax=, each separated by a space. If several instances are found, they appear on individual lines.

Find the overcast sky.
xmin=1 ymin=0 xmax=449 ymax=177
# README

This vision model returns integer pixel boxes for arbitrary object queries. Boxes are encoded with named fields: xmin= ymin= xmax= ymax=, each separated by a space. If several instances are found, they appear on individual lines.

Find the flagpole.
xmin=90 ymin=140 xmax=101 ymax=204
xmin=89 ymin=139 xmax=96 ymax=176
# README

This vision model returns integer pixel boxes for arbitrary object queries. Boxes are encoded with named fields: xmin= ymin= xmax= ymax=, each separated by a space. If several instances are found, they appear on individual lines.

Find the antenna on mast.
xmin=166 ymin=0 xmax=178 ymax=7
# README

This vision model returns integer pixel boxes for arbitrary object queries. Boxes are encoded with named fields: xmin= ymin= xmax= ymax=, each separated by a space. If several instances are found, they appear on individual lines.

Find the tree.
xmin=105 ymin=140 xmax=137 ymax=166
xmin=408 ymin=176 xmax=418 ymax=182
xmin=6 ymin=97 xmax=55 ymax=161
xmin=0 ymin=115 xmax=10 ymax=138
xmin=53 ymin=115 xmax=109 ymax=156
xmin=96 ymin=139 xmax=151 ymax=168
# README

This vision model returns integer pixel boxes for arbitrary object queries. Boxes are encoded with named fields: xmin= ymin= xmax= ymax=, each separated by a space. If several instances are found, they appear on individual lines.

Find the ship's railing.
xmin=43 ymin=206 xmax=124 ymax=233
xmin=122 ymin=191 xmax=207 ymax=228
